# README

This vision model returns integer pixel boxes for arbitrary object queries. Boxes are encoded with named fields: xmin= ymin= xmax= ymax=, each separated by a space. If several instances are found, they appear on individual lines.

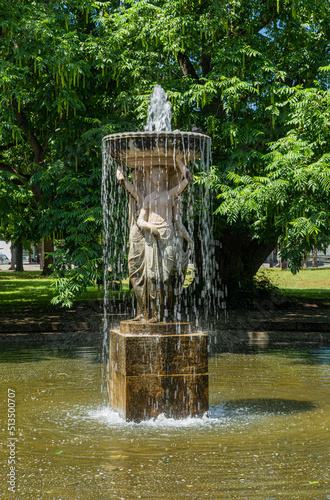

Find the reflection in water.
xmin=217 ymin=398 xmax=318 ymax=416
xmin=280 ymin=347 xmax=330 ymax=366
xmin=0 ymin=345 xmax=329 ymax=499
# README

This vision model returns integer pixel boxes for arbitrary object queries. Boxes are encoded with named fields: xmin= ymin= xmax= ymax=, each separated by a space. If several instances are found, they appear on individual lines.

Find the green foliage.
xmin=50 ymin=248 xmax=101 ymax=308
xmin=2 ymin=0 xmax=330 ymax=304
xmin=0 ymin=169 xmax=38 ymax=246
xmin=217 ymin=87 xmax=330 ymax=272
xmin=102 ymin=0 xmax=330 ymax=278
xmin=225 ymin=271 xmax=282 ymax=309
xmin=0 ymin=0 xmax=131 ymax=302
xmin=38 ymin=166 xmax=104 ymax=307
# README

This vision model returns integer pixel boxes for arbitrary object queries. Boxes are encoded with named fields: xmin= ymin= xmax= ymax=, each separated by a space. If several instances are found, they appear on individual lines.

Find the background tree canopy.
xmin=1 ymin=0 xmax=330 ymax=304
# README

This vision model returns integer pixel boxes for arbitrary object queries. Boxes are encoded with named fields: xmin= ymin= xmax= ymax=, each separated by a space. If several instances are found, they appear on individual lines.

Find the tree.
xmin=2 ymin=0 xmax=330 ymax=304
xmin=98 ymin=0 xmax=330 ymax=291
xmin=217 ymin=87 xmax=330 ymax=275
xmin=0 ymin=167 xmax=38 ymax=271
xmin=0 ymin=0 xmax=134 ymax=295
xmin=0 ymin=0 xmax=128 ymax=276
xmin=34 ymin=161 xmax=103 ymax=307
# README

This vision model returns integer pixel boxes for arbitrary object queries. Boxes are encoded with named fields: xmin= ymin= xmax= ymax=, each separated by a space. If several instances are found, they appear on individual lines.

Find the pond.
xmin=0 ymin=343 xmax=329 ymax=499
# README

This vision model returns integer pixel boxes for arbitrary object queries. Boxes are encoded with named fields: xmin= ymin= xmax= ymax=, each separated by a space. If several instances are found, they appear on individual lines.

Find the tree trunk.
xmin=212 ymin=229 xmax=278 ymax=294
xmin=15 ymin=243 xmax=24 ymax=272
xmin=41 ymin=237 xmax=54 ymax=275
xmin=193 ymin=224 xmax=278 ymax=305
xmin=312 ymin=246 xmax=318 ymax=268
xmin=9 ymin=241 xmax=15 ymax=270
xmin=241 ymin=237 xmax=278 ymax=278
xmin=40 ymin=240 xmax=44 ymax=269
xmin=303 ymin=251 xmax=308 ymax=269
xmin=281 ymin=258 xmax=288 ymax=270
xmin=269 ymin=250 xmax=274 ymax=268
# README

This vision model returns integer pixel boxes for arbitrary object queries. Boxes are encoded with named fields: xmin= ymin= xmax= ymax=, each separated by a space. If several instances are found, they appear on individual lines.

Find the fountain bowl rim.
xmin=102 ymin=130 xmax=211 ymax=143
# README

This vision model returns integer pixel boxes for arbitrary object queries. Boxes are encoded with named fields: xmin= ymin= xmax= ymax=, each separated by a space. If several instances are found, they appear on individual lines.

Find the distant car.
xmin=23 ymin=255 xmax=30 ymax=264
xmin=0 ymin=254 xmax=11 ymax=264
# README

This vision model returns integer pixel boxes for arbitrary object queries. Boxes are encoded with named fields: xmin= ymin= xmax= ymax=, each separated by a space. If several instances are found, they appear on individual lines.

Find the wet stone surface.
xmin=109 ymin=327 xmax=208 ymax=421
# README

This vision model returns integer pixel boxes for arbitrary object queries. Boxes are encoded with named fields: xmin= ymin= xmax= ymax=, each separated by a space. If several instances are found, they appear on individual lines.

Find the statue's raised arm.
xmin=116 ymin=165 xmax=137 ymax=200
xmin=169 ymin=159 xmax=193 ymax=200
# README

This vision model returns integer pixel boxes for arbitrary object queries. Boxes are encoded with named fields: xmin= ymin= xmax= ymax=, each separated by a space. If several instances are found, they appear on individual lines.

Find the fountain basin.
xmin=102 ymin=131 xmax=211 ymax=168
xmin=1 ymin=344 xmax=329 ymax=499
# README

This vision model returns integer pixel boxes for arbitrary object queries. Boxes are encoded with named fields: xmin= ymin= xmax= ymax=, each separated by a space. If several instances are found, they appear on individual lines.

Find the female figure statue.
xmin=116 ymin=160 xmax=193 ymax=323
xmin=137 ymin=160 xmax=193 ymax=322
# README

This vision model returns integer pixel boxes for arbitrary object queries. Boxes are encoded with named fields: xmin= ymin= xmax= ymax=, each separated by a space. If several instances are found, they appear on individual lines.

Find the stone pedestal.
xmin=109 ymin=322 xmax=208 ymax=421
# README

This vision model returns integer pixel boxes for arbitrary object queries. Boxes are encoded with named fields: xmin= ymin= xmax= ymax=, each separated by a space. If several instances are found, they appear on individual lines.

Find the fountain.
xmin=1 ymin=93 xmax=329 ymax=500
xmin=102 ymin=86 xmax=212 ymax=420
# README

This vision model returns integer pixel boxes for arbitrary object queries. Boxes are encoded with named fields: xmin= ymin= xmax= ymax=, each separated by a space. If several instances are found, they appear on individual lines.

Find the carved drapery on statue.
xmin=142 ymin=202 xmax=189 ymax=322
xmin=119 ymin=162 xmax=191 ymax=322
xmin=127 ymin=196 xmax=145 ymax=317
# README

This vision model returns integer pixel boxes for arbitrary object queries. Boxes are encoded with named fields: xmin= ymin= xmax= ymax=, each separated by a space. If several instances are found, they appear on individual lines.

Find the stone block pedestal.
xmin=109 ymin=322 xmax=208 ymax=421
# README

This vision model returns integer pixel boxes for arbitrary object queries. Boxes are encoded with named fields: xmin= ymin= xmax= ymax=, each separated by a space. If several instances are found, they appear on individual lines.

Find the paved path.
xmin=0 ymin=263 xmax=42 ymax=271
xmin=0 ymin=303 xmax=329 ymax=347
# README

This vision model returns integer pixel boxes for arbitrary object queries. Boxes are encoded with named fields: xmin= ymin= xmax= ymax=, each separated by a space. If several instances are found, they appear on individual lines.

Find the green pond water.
xmin=0 ymin=343 xmax=329 ymax=499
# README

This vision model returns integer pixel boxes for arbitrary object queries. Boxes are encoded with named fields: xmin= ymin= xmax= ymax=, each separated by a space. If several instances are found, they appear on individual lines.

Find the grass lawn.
xmin=0 ymin=271 xmax=131 ymax=312
xmin=0 ymin=271 xmax=54 ymax=311
xmin=1 ymin=267 xmax=330 ymax=312
xmin=258 ymin=267 xmax=330 ymax=301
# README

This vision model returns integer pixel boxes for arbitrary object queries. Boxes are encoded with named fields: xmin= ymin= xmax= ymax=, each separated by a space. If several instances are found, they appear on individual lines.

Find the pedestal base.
xmin=109 ymin=324 xmax=208 ymax=421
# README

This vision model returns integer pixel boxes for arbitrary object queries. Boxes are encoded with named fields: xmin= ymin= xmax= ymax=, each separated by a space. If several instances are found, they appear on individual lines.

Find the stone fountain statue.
xmin=102 ymin=85 xmax=211 ymax=420
xmin=116 ymin=158 xmax=193 ymax=323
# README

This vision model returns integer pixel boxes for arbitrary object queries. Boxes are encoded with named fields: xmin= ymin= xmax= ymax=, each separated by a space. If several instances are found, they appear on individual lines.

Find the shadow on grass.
xmin=0 ymin=275 xmax=132 ymax=313
xmin=0 ymin=271 xmax=47 ymax=280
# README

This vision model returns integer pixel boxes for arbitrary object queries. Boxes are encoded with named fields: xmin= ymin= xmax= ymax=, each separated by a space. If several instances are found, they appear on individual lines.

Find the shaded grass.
xmin=0 ymin=271 xmax=50 ymax=280
xmin=0 ymin=271 xmax=131 ymax=312
xmin=0 ymin=272 xmax=54 ymax=311
xmin=258 ymin=268 xmax=330 ymax=301
xmin=283 ymin=289 xmax=330 ymax=300
xmin=1 ymin=267 xmax=330 ymax=312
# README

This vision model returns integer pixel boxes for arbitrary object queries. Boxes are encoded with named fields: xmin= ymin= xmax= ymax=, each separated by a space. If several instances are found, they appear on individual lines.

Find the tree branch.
xmin=11 ymin=100 xmax=43 ymax=162
xmin=177 ymin=52 xmax=199 ymax=81
xmin=0 ymin=162 xmax=29 ymax=185
xmin=228 ymin=0 xmax=288 ymax=39
xmin=0 ymin=162 xmax=20 ymax=176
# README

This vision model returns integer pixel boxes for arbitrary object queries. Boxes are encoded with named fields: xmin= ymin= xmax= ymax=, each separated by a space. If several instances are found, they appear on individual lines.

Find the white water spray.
xmin=144 ymin=84 xmax=172 ymax=132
